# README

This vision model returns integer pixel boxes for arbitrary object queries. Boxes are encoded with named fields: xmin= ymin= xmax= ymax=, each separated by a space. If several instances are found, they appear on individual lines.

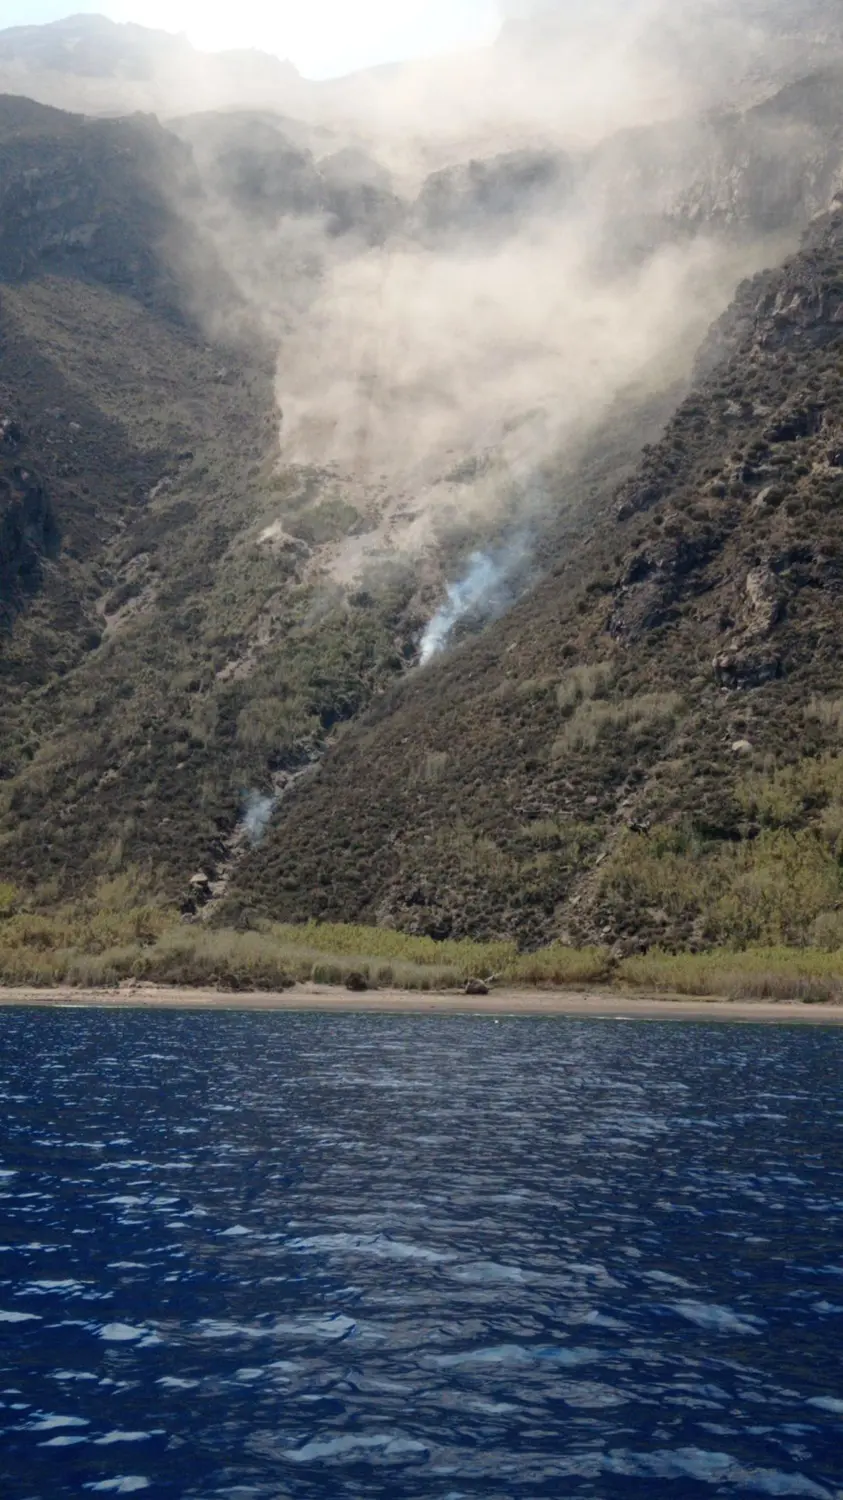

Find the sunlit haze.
xmin=3 ymin=0 xmax=505 ymax=77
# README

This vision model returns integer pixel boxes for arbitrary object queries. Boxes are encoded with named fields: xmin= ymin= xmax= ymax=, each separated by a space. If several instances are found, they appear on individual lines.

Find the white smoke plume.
xmin=242 ymin=791 xmax=276 ymax=844
xmin=420 ymin=538 xmax=530 ymax=663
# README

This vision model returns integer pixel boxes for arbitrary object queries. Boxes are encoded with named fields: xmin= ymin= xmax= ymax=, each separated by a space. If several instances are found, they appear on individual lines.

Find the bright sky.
xmin=3 ymin=1 xmax=506 ymax=77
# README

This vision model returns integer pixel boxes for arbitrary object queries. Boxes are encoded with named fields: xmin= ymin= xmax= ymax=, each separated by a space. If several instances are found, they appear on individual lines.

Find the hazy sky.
xmin=3 ymin=1 xmax=505 ymax=76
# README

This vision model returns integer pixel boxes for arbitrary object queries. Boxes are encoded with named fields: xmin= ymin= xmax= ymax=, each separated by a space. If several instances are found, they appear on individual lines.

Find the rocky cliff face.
xmin=585 ymin=65 xmax=843 ymax=257
xmin=412 ymin=150 xmax=576 ymax=242
xmin=0 ymin=95 xmax=207 ymax=316
xmin=175 ymin=113 xmax=404 ymax=249
xmin=412 ymin=63 xmax=843 ymax=264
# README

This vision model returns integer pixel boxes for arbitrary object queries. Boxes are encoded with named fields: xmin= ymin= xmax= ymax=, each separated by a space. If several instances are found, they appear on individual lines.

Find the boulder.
xmin=464 ymin=977 xmax=489 ymax=996
xmin=713 ymin=649 xmax=781 ymax=690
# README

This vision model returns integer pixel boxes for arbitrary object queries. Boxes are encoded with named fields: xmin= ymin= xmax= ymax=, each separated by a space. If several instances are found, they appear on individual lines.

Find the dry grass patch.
xmin=0 ymin=900 xmax=609 ymax=993
xmin=619 ymin=947 xmax=843 ymax=1003
xmin=267 ymin=919 xmax=518 ymax=976
xmin=503 ymin=944 xmax=610 ymax=986
xmin=553 ymin=692 xmax=682 ymax=756
xmin=806 ymin=696 xmax=843 ymax=737
xmin=555 ymin=661 xmax=614 ymax=712
xmin=3 ymin=892 xmax=841 ymax=1003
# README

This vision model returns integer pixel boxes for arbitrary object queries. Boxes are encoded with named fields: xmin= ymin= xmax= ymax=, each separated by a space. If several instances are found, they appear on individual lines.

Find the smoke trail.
xmin=420 ymin=544 xmax=525 ymax=664
xmin=242 ymin=791 xmax=276 ymax=844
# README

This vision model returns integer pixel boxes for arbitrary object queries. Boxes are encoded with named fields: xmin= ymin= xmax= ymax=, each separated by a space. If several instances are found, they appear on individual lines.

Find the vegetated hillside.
xmin=0 ymin=91 xmax=248 ymax=695
xmin=0 ymin=94 xmax=208 ymax=314
xmin=0 ymin=97 xmax=447 ymax=901
xmin=5 ymin=66 xmax=843 ymax=924
xmin=0 ymin=256 xmax=670 ymax=906
xmin=231 ymin=202 xmax=843 ymax=953
xmin=0 ymin=86 xmax=738 ymax=907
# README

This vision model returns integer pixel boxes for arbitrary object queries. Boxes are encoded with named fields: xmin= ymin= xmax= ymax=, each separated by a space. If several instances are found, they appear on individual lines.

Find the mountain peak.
xmin=0 ymin=11 xmax=301 ymax=110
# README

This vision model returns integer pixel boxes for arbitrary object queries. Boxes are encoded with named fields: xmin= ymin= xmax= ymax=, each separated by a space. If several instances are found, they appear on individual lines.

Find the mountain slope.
xmin=0 ymin=14 xmax=305 ymax=119
xmin=4 ymin=64 xmax=843 ymax=940
xmin=0 ymin=96 xmax=435 ymax=901
xmin=4 ymin=3 xmax=843 ymax=152
xmin=229 ymin=203 xmax=843 ymax=951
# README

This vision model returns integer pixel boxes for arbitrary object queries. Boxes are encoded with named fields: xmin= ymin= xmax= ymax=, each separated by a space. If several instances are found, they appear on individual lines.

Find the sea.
xmin=0 ymin=1008 xmax=841 ymax=1499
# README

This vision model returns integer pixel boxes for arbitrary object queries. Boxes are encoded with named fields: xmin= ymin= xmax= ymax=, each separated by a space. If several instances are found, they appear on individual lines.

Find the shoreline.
xmin=1 ymin=982 xmax=842 ymax=1023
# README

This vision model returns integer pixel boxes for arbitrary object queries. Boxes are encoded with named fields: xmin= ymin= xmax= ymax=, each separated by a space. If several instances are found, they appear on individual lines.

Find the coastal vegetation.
xmin=0 ymin=880 xmax=841 ymax=1002
xmin=0 ymin=883 xmax=608 ymax=991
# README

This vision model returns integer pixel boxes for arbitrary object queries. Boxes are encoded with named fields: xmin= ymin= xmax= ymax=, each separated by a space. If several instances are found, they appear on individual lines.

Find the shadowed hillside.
xmin=0 ymin=98 xmax=437 ymax=899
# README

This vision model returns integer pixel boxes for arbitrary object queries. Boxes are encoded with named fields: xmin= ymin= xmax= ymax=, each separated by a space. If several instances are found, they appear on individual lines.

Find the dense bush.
xmin=619 ymin=948 xmax=843 ymax=1003
xmin=0 ymin=896 xmax=839 ymax=1001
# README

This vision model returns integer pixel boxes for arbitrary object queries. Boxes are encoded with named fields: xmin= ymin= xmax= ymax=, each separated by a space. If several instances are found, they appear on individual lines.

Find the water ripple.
xmin=0 ymin=1010 xmax=841 ymax=1498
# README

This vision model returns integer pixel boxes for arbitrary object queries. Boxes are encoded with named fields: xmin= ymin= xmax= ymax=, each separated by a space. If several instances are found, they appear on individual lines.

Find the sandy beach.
xmin=0 ymin=982 xmax=842 ymax=1023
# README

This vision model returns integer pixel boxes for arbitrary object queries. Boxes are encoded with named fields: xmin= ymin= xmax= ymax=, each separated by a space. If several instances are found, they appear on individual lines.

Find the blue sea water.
xmin=0 ymin=1009 xmax=842 ymax=1499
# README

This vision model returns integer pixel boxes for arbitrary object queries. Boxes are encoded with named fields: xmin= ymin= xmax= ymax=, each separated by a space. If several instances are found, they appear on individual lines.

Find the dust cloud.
xmin=169 ymin=0 xmax=842 ymax=634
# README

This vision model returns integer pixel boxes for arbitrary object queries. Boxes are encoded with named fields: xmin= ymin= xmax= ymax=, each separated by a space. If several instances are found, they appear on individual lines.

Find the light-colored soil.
xmin=1 ymin=982 xmax=842 ymax=1023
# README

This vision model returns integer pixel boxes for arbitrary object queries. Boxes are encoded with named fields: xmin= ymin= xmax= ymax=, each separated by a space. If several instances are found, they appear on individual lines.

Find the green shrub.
xmin=599 ymin=822 xmax=843 ymax=946
xmin=736 ymin=755 xmax=843 ymax=829
xmin=810 ymin=910 xmax=843 ymax=950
